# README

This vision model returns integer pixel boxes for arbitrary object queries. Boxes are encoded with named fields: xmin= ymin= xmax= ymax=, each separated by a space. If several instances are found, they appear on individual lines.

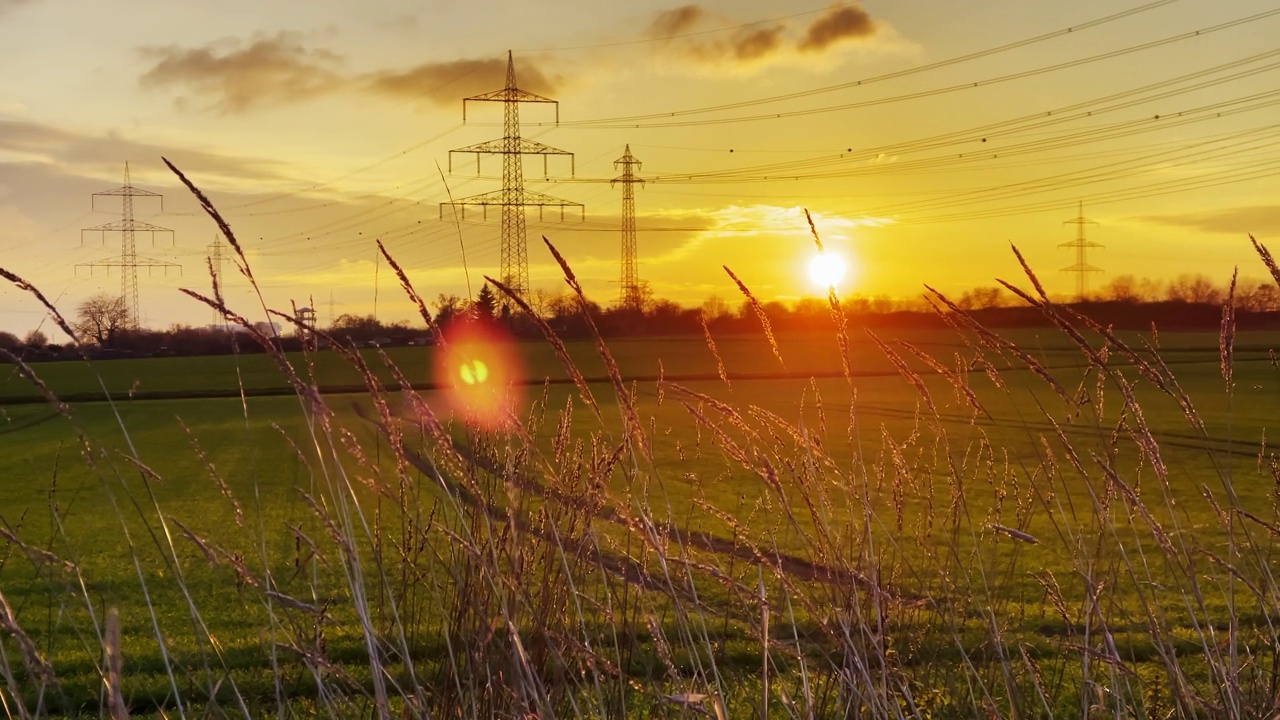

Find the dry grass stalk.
xmin=178 ymin=419 xmax=244 ymax=527
xmin=0 ymin=267 xmax=80 ymax=344
xmin=164 ymin=158 xmax=252 ymax=283
xmin=723 ymin=265 xmax=785 ymax=369
xmin=700 ymin=310 xmax=731 ymax=389
xmin=485 ymin=274 xmax=603 ymax=422
xmin=0 ymin=526 xmax=74 ymax=574
xmin=105 ymin=608 xmax=126 ymax=720
xmin=865 ymin=329 xmax=937 ymax=416
xmin=925 ymin=284 xmax=1074 ymax=406
xmin=541 ymin=237 xmax=649 ymax=458
xmin=803 ymin=208 xmax=823 ymax=252
xmin=377 ymin=239 xmax=445 ymax=346
xmin=0 ymin=589 xmax=54 ymax=686
xmin=1221 ymin=267 xmax=1237 ymax=390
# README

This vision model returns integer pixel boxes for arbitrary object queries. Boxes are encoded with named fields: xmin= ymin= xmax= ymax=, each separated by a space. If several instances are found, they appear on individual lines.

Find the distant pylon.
xmin=1060 ymin=201 xmax=1102 ymax=302
xmin=207 ymin=235 xmax=228 ymax=325
xmin=77 ymin=163 xmax=180 ymax=328
xmin=441 ymin=51 xmax=583 ymax=298
xmin=613 ymin=145 xmax=645 ymax=311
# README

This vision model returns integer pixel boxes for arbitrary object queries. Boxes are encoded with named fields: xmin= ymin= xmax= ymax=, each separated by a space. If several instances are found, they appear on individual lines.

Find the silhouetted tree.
xmin=434 ymin=294 xmax=467 ymax=327
xmin=0 ymin=331 xmax=19 ymax=351
xmin=1102 ymin=275 xmax=1144 ymax=303
xmin=474 ymin=284 xmax=497 ymax=322
xmin=1166 ymin=274 xmax=1222 ymax=304
xmin=75 ymin=293 xmax=130 ymax=347
xmin=23 ymin=329 xmax=48 ymax=347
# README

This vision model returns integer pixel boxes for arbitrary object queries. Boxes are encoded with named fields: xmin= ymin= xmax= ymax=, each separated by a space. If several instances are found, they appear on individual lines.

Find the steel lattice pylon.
xmin=612 ymin=145 xmax=645 ymax=311
xmin=441 ymin=51 xmax=582 ymax=298
xmin=77 ymin=163 xmax=180 ymax=328
xmin=1060 ymin=201 xmax=1103 ymax=302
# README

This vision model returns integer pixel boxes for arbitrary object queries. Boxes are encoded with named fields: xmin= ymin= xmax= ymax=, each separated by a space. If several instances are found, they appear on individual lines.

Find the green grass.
xmin=2 ymin=325 xmax=1279 ymax=717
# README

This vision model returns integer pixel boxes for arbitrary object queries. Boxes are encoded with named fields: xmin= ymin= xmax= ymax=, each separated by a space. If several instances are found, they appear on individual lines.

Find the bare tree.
xmin=75 ymin=293 xmax=130 ymax=347
xmin=22 ymin=329 xmax=48 ymax=347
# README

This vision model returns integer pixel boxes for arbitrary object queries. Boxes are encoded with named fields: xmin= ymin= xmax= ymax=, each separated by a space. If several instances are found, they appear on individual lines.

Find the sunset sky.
xmin=0 ymin=0 xmax=1277 ymax=334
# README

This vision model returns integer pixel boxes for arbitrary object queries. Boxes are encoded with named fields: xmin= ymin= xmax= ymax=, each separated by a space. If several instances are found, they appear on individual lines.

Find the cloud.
xmin=648 ymin=5 xmax=706 ymax=38
xmin=0 ymin=0 xmax=35 ymax=16
xmin=139 ymin=32 xmax=344 ymax=113
xmin=733 ymin=26 xmax=786 ymax=61
xmin=0 ymin=119 xmax=292 ymax=185
xmin=649 ymin=3 xmax=883 ymax=68
xmin=800 ymin=5 xmax=878 ymax=52
xmin=365 ymin=57 xmax=560 ymax=105
xmin=1137 ymin=206 xmax=1280 ymax=236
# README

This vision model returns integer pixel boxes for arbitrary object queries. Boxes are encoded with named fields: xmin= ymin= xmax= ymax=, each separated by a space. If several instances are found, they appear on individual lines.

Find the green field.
xmin=2 ymin=322 xmax=1279 ymax=717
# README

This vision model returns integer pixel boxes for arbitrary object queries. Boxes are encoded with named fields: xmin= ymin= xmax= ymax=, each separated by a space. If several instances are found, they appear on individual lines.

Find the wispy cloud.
xmin=138 ymin=32 xmax=345 ymax=113
xmin=1137 ymin=205 xmax=1280 ymax=236
xmin=364 ymin=56 xmax=560 ymax=105
xmin=0 ymin=118 xmax=291 ymax=184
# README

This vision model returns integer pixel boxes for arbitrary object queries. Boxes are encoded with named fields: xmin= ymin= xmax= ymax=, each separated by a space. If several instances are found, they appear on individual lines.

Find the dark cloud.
xmin=365 ymin=57 xmax=559 ymax=105
xmin=733 ymin=26 xmax=785 ymax=61
xmin=1138 ymin=206 xmax=1280 ymax=236
xmin=648 ymin=5 xmax=706 ymax=38
xmin=800 ymin=5 xmax=877 ymax=52
xmin=0 ymin=0 xmax=35 ymax=15
xmin=0 ymin=119 xmax=291 ymax=184
xmin=139 ymin=32 xmax=344 ymax=113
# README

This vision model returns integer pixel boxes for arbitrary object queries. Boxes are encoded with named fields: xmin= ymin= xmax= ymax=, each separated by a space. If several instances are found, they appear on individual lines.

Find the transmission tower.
xmin=612 ymin=145 xmax=646 ymax=311
xmin=441 ymin=51 xmax=582 ymax=298
xmin=207 ymin=235 xmax=228 ymax=325
xmin=1060 ymin=201 xmax=1102 ymax=302
xmin=77 ymin=163 xmax=180 ymax=328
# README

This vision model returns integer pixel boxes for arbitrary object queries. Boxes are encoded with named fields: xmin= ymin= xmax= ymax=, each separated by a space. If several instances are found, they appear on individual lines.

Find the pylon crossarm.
xmin=93 ymin=186 xmax=162 ymax=198
xmin=82 ymin=220 xmax=174 ymax=234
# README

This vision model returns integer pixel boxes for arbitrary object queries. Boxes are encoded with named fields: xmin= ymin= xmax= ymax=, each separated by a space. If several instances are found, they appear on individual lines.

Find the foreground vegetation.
xmin=3 ymin=175 xmax=1280 ymax=717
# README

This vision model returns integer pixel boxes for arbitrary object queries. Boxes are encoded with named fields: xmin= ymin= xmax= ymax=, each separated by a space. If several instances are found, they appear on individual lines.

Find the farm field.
xmin=2 ymin=322 xmax=1279 ymax=717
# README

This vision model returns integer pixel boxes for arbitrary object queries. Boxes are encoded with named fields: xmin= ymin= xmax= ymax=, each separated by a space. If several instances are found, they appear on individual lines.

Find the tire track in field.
xmin=839 ymin=400 xmax=1267 ymax=460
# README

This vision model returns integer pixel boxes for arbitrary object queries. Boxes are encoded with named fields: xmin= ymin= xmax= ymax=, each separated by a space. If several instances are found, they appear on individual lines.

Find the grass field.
xmin=2 ymin=314 xmax=1280 ymax=717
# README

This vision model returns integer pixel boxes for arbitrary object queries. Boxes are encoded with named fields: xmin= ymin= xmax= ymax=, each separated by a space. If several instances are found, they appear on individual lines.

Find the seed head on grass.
xmin=0 ymin=267 xmax=79 ymax=344
xmin=700 ymin=310 xmax=731 ymax=389
xmin=164 ymin=157 xmax=252 ymax=282
xmin=1221 ymin=267 xmax=1237 ymax=390
xmin=0 ymin=589 xmax=54 ymax=685
xmin=723 ymin=265 xmax=785 ymax=369
xmin=485 ymin=274 xmax=603 ymax=422
xmin=542 ymin=236 xmax=649 ymax=458
xmin=378 ymin=239 xmax=445 ymax=346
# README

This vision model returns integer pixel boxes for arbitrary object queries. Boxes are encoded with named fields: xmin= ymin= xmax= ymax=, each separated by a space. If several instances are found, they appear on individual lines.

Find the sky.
xmin=0 ymin=0 xmax=1277 ymax=335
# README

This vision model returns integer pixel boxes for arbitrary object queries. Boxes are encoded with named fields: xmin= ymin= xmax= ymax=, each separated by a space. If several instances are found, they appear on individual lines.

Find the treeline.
xmin=2 ymin=273 xmax=1276 ymax=362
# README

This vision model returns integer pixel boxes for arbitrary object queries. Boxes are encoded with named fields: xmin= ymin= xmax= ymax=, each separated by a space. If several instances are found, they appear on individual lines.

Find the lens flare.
xmin=433 ymin=319 xmax=523 ymax=430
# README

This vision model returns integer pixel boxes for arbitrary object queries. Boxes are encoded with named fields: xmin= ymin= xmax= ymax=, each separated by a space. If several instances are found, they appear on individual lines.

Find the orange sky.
xmin=0 ymin=0 xmax=1278 ymax=334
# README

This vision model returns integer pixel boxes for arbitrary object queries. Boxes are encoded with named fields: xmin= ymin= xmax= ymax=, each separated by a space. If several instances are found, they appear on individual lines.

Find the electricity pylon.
xmin=1060 ymin=201 xmax=1102 ymax=302
xmin=613 ymin=145 xmax=645 ymax=311
xmin=207 ymin=236 xmax=228 ymax=325
xmin=441 ymin=51 xmax=582 ymax=298
xmin=77 ymin=163 xmax=180 ymax=328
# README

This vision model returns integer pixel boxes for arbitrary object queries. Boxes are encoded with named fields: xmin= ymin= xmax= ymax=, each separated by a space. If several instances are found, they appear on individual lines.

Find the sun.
xmin=808 ymin=252 xmax=848 ymax=289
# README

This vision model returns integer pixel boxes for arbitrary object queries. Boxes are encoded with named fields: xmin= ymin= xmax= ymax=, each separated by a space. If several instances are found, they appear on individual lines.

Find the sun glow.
xmin=808 ymin=252 xmax=849 ymax=289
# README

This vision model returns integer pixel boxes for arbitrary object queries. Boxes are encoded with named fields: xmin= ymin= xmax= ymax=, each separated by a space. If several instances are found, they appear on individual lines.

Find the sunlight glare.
xmin=808 ymin=252 xmax=848 ymax=289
